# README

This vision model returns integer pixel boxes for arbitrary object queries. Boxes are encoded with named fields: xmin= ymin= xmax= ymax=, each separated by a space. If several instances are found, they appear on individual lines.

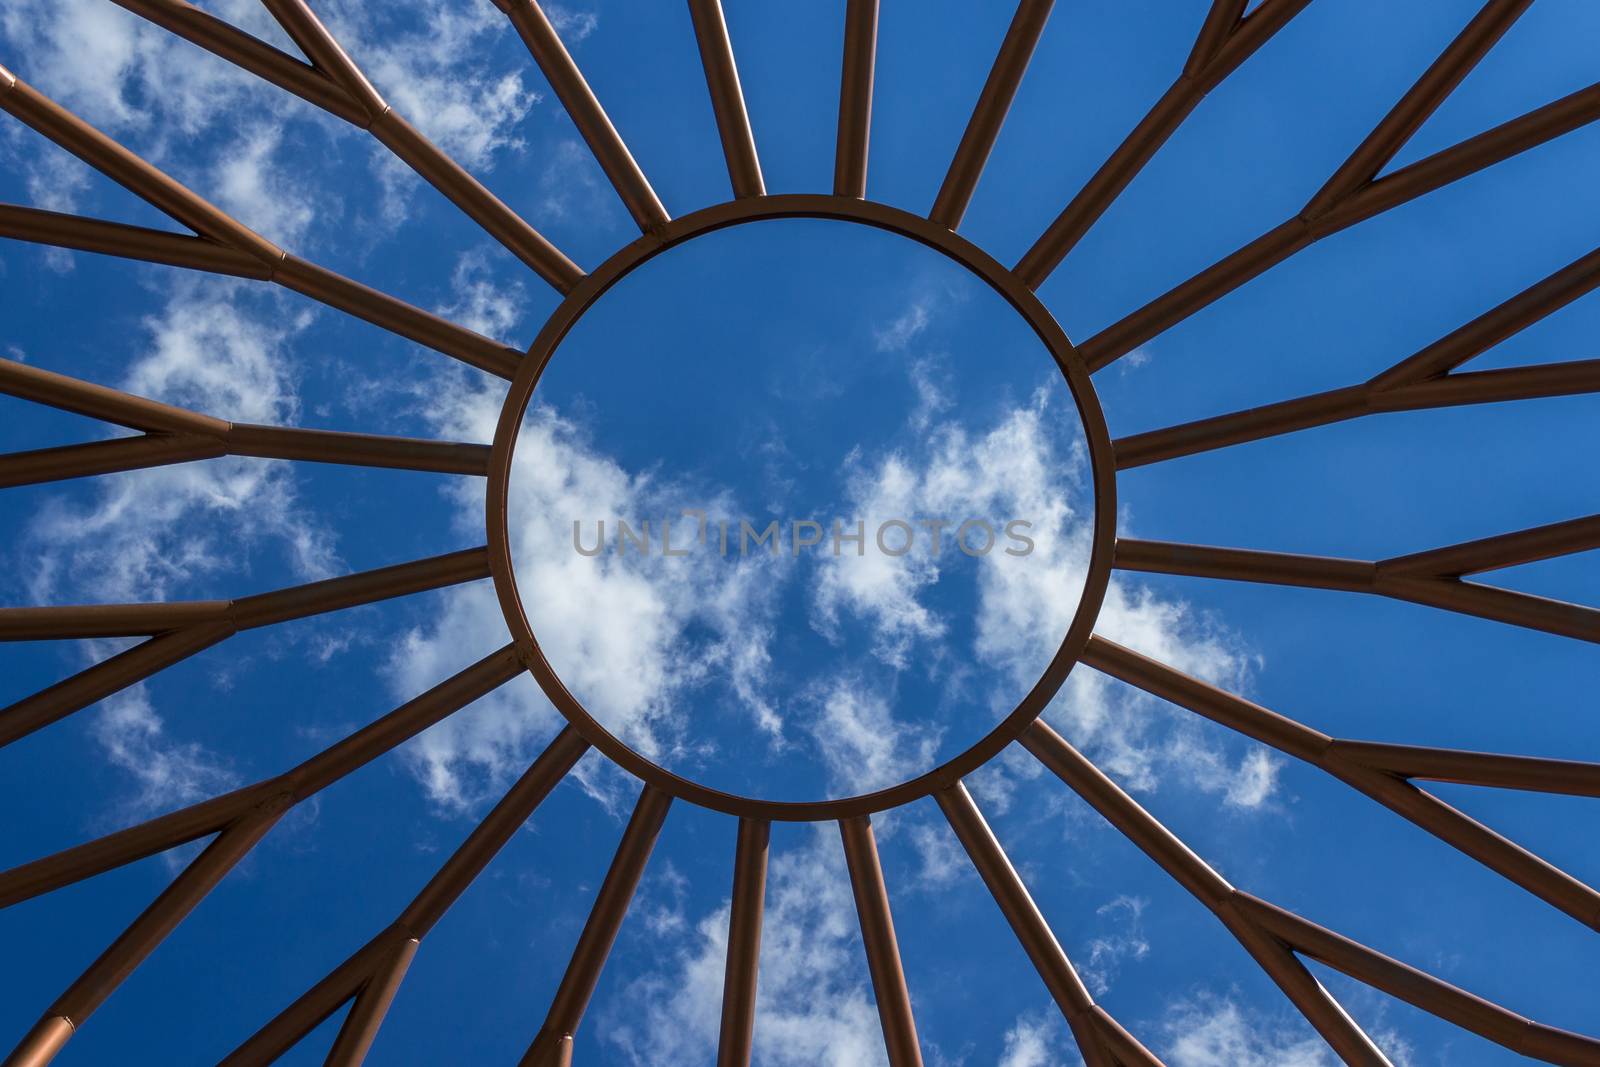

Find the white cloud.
xmin=999 ymin=1013 xmax=1076 ymax=1067
xmin=1081 ymin=895 xmax=1150 ymax=997
xmin=606 ymin=826 xmax=887 ymax=1067
xmin=210 ymin=124 xmax=319 ymax=247
xmin=803 ymin=676 xmax=941 ymax=797
xmin=1162 ymin=997 xmax=1333 ymax=1067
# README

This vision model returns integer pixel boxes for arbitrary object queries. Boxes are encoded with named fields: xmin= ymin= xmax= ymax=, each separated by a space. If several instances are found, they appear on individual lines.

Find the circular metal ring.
xmin=487 ymin=193 xmax=1116 ymax=821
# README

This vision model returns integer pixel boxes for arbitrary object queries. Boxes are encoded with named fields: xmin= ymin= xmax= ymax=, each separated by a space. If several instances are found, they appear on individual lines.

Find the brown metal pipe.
xmin=1372 ymin=245 xmax=1600 ymax=388
xmin=0 ymin=355 xmax=226 ymax=435
xmin=1113 ymin=538 xmax=1375 ymax=592
xmin=717 ymin=818 xmax=769 ymax=1067
xmin=0 ymin=71 xmax=281 ymax=263
xmin=399 ymin=726 xmax=589 ymax=936
xmin=1326 ymin=81 xmax=1600 ymax=233
xmin=1234 ymin=894 xmax=1600 ymax=1062
xmin=321 ymin=938 xmax=419 ymax=1067
xmin=1019 ymin=723 xmax=1391 ymax=1064
xmin=5 ymin=804 xmax=286 ymax=1066
xmin=0 ymin=622 xmax=234 ymax=748
xmin=1114 ymin=386 xmax=1368 ymax=470
xmin=935 ymin=784 xmax=1141 ymax=1067
xmin=0 ymin=205 xmax=269 ymax=278
xmin=0 ymin=435 xmax=224 ymax=489
xmin=521 ymin=787 xmax=672 ymax=1064
xmin=494 ymin=0 xmax=668 ymax=232
xmin=1304 ymin=0 xmax=1533 ymax=216
xmin=0 ymin=783 xmax=273 ymax=909
xmin=1076 ymin=218 xmax=1311 ymax=370
xmin=258 ymin=0 xmax=385 ymax=115
xmin=1328 ymin=740 xmax=1600 ymax=796
xmin=107 ymin=0 xmax=364 ymax=121
xmin=0 ymin=600 xmax=230 ymax=641
xmin=366 ymin=109 xmax=583 ymax=291
xmin=839 ymin=816 xmax=924 ymax=1067
xmin=1377 ymin=577 xmax=1600 ymax=644
xmin=219 ymin=931 xmax=402 ymax=1067
xmin=833 ymin=0 xmax=878 ymax=198
xmin=1082 ymin=635 xmax=1334 ymax=762
xmin=1183 ymin=0 xmax=1247 ymax=75
xmin=284 ymin=645 xmax=522 ymax=799
xmin=930 ymin=0 xmax=1053 ymax=230
xmin=230 ymin=547 xmax=489 ymax=630
xmin=1381 ymin=513 xmax=1600 ymax=578
xmin=687 ymin=0 xmax=764 ymax=199
xmin=1014 ymin=0 xmax=1310 ymax=287
xmin=272 ymin=255 xmax=521 ymax=380
xmin=227 ymin=424 xmax=491 ymax=476
xmin=1379 ymin=359 xmax=1600 ymax=408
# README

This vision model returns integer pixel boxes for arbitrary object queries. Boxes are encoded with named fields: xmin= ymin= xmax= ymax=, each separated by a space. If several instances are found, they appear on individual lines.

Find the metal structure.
xmin=1 ymin=0 xmax=1598 ymax=1064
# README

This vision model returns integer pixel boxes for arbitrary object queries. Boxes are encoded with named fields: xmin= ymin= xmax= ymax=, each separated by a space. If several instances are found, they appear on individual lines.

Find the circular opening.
xmin=489 ymin=199 xmax=1114 ymax=817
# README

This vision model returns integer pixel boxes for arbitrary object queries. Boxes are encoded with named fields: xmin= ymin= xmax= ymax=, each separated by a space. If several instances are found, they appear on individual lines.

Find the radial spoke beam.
xmin=1304 ymin=0 xmax=1533 ymax=215
xmin=935 ymin=784 xmax=1160 ymax=1067
xmin=1082 ymin=636 xmax=1600 ymax=930
xmin=1020 ymin=723 xmax=1392 ymax=1065
xmin=108 ymin=0 xmax=582 ymax=290
xmin=929 ymin=0 xmax=1053 ymax=230
xmin=687 ymin=0 xmax=764 ymax=199
xmin=0 ymin=204 xmax=268 ymax=277
xmin=0 ymin=548 xmax=491 ymax=744
xmin=1014 ymin=0 xmax=1312 ymax=286
xmin=493 ymin=0 xmax=669 ymax=233
xmin=0 ymin=356 xmax=491 ymax=479
xmin=4 ymin=806 xmax=286 ymax=1067
xmin=1115 ymin=534 xmax=1600 ymax=644
xmin=1234 ymin=894 xmax=1600 ymax=1063
xmin=717 ymin=818 xmax=769 ymax=1067
xmin=1073 ymin=37 xmax=1600 ymax=372
xmin=520 ymin=786 xmax=672 ymax=1065
xmin=833 ymin=0 xmax=878 ymax=198
xmin=1325 ymin=740 xmax=1600 ymax=796
xmin=0 ymin=70 xmax=524 ymax=377
xmin=839 ymin=816 xmax=925 ymax=1067
xmin=228 ymin=727 xmax=589 ymax=1067
xmin=0 ymin=647 xmax=522 ymax=911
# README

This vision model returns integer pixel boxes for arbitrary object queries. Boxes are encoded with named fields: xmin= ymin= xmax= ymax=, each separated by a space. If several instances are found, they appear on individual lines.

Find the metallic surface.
xmin=1 ymin=1 xmax=1597 ymax=1063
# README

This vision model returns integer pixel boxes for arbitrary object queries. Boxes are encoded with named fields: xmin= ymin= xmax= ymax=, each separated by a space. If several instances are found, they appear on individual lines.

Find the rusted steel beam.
xmin=839 ymin=816 xmax=924 ymax=1067
xmin=1014 ymin=0 xmax=1311 ymax=286
xmin=929 ymin=0 xmax=1053 ymax=230
xmin=833 ymin=0 xmax=878 ymax=198
xmin=687 ymin=0 xmax=764 ymax=199
xmin=521 ymin=787 xmax=672 ymax=1065
xmin=717 ymin=818 xmax=769 ymax=1067
xmin=492 ymin=0 xmax=668 ymax=232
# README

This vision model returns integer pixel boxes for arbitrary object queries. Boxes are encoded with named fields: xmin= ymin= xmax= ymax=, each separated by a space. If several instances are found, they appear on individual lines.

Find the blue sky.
xmin=1 ymin=1 xmax=1598 ymax=1064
